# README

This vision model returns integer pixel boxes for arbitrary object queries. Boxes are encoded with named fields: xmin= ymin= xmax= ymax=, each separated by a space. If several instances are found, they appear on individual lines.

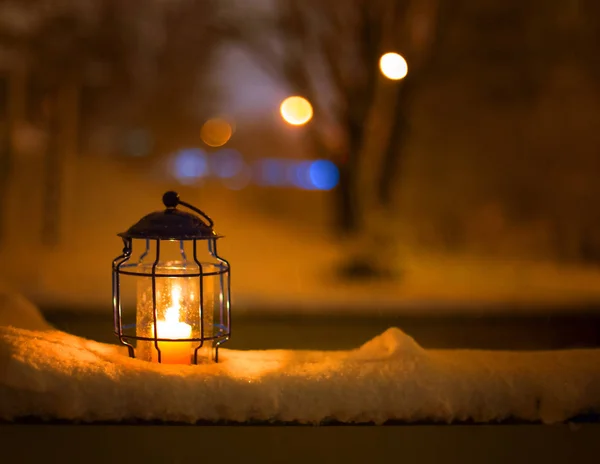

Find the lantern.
xmin=112 ymin=191 xmax=231 ymax=364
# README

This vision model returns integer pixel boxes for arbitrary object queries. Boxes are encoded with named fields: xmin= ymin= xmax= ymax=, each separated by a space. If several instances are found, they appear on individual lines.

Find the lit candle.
xmin=151 ymin=285 xmax=192 ymax=364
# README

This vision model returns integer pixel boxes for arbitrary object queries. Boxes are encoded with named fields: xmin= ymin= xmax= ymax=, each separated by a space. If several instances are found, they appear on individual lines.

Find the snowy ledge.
xmin=1 ymin=294 xmax=599 ymax=425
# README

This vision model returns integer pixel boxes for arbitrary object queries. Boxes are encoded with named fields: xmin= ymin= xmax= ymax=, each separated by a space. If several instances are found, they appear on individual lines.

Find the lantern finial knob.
xmin=163 ymin=191 xmax=180 ymax=208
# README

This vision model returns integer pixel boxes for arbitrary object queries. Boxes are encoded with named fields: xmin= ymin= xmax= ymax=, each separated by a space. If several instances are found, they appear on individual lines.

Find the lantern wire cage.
xmin=112 ymin=192 xmax=231 ymax=364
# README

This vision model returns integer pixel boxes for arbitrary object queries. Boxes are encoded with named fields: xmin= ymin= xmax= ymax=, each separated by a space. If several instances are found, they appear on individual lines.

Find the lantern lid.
xmin=118 ymin=191 xmax=221 ymax=240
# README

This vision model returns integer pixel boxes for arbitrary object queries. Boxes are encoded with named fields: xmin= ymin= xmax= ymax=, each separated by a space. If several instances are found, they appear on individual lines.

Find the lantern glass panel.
xmin=114 ymin=271 xmax=138 ymax=345
xmin=214 ymin=255 xmax=230 ymax=339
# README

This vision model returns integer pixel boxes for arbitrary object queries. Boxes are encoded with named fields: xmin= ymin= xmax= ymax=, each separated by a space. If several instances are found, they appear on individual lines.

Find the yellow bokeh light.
xmin=379 ymin=52 xmax=408 ymax=80
xmin=280 ymin=96 xmax=313 ymax=126
xmin=201 ymin=118 xmax=233 ymax=147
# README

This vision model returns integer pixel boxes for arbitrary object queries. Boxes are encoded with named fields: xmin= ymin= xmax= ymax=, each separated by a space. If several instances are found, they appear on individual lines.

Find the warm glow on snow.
xmin=379 ymin=52 xmax=408 ymax=80
xmin=280 ymin=96 xmax=313 ymax=125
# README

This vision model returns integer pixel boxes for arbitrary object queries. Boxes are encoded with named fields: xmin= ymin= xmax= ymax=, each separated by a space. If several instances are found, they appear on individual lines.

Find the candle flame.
xmin=165 ymin=284 xmax=182 ymax=324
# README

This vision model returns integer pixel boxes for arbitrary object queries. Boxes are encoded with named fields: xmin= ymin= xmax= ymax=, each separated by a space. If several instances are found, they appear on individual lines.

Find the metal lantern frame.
xmin=112 ymin=191 xmax=231 ymax=364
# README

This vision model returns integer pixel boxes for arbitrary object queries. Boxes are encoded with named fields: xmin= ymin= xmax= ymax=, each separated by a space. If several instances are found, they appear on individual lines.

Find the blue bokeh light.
xmin=308 ymin=160 xmax=339 ymax=190
xmin=256 ymin=158 xmax=288 ymax=186
xmin=173 ymin=148 xmax=208 ymax=184
xmin=169 ymin=151 xmax=337 ymax=190
xmin=289 ymin=161 xmax=314 ymax=190
xmin=212 ymin=149 xmax=244 ymax=178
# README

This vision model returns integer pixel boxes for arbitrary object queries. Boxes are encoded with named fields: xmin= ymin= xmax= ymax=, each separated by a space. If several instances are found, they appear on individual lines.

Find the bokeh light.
xmin=379 ymin=52 xmax=408 ymax=80
xmin=256 ymin=158 xmax=289 ymax=186
xmin=289 ymin=161 xmax=314 ymax=189
xmin=200 ymin=118 xmax=233 ymax=147
xmin=308 ymin=160 xmax=339 ymax=190
xmin=280 ymin=96 xmax=313 ymax=126
xmin=172 ymin=148 xmax=208 ymax=184
xmin=283 ymin=159 xmax=339 ymax=190
xmin=211 ymin=149 xmax=244 ymax=178
xmin=170 ymin=150 xmax=337 ymax=190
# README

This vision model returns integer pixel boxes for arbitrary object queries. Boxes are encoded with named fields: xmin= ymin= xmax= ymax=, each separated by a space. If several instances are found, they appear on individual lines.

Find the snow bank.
xmin=1 ymin=295 xmax=599 ymax=424
xmin=0 ymin=292 xmax=52 ymax=331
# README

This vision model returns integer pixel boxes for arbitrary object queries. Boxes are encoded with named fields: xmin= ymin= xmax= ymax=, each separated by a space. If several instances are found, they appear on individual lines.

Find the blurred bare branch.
xmin=227 ymin=0 xmax=440 ymax=240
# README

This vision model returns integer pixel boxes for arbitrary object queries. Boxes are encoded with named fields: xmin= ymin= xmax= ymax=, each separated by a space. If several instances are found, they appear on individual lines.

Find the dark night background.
xmin=1 ymin=0 xmax=600 ymax=348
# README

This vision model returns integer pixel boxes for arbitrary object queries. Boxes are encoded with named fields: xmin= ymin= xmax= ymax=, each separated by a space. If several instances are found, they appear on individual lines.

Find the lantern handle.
xmin=162 ymin=191 xmax=214 ymax=228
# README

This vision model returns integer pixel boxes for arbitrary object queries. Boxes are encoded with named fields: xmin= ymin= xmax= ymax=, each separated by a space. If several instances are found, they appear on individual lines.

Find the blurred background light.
xmin=288 ymin=160 xmax=314 ymax=189
xmin=308 ymin=159 xmax=339 ymax=190
xmin=211 ymin=149 xmax=244 ymax=178
xmin=379 ymin=52 xmax=408 ymax=80
xmin=200 ymin=118 xmax=234 ymax=147
xmin=172 ymin=148 xmax=208 ymax=184
xmin=280 ymin=96 xmax=313 ymax=125
xmin=255 ymin=158 xmax=288 ymax=186
xmin=168 ymin=151 xmax=336 ymax=190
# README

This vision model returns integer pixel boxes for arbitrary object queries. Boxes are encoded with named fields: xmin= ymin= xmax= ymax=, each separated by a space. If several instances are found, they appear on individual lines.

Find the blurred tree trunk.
xmin=3 ymin=64 xmax=28 ymax=245
xmin=42 ymin=91 xmax=60 ymax=247
xmin=337 ymin=129 xmax=361 ymax=234
xmin=42 ymin=77 xmax=79 ymax=247
xmin=0 ymin=75 xmax=10 ymax=244
xmin=227 ymin=0 xmax=443 ymax=277
xmin=377 ymin=0 xmax=440 ymax=209
xmin=228 ymin=0 xmax=386 ymax=236
xmin=377 ymin=74 xmax=415 ymax=208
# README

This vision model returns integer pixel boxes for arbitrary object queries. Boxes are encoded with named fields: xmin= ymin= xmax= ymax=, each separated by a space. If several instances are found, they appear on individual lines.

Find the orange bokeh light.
xmin=379 ymin=52 xmax=408 ymax=80
xmin=201 ymin=118 xmax=233 ymax=147
xmin=280 ymin=96 xmax=313 ymax=126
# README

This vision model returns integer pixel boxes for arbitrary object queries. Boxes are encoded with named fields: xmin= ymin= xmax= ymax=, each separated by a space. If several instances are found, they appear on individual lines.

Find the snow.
xmin=0 ymin=292 xmax=52 ymax=331
xmin=1 ymin=293 xmax=599 ymax=424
